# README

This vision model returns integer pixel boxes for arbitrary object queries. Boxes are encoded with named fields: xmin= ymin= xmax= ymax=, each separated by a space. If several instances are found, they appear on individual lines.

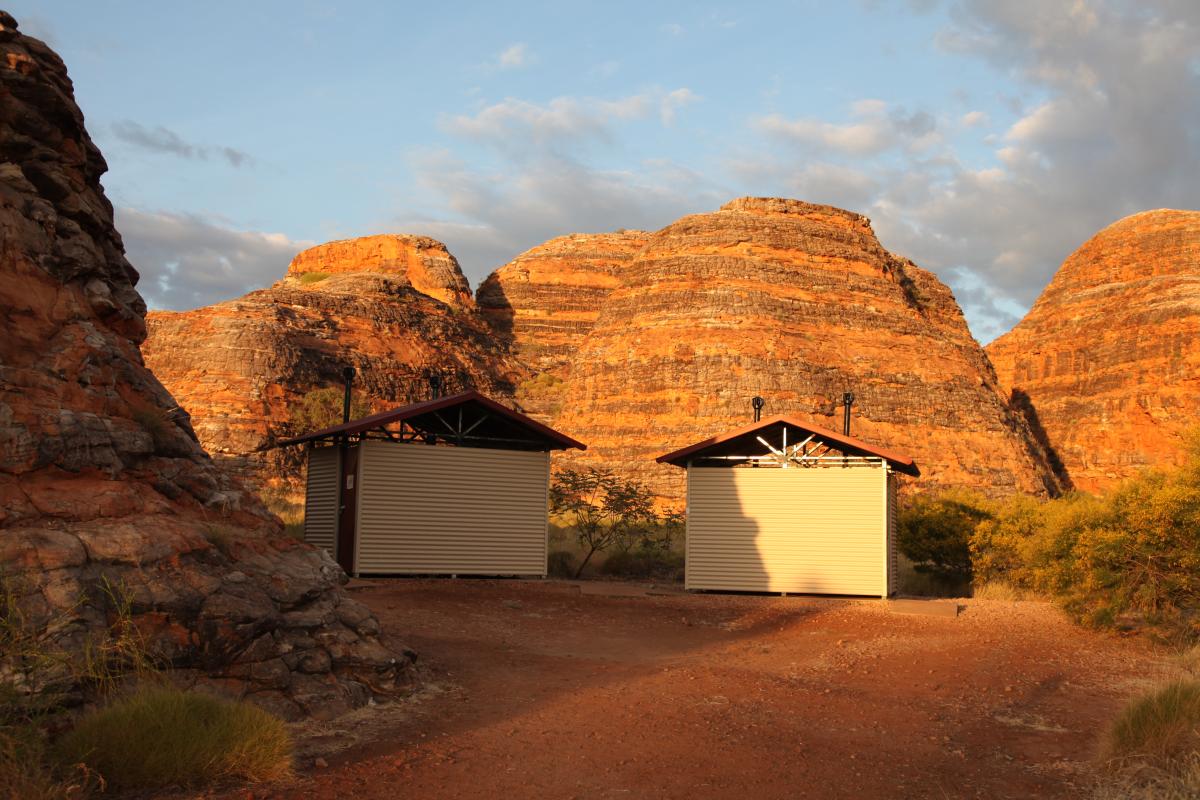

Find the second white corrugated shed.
xmin=657 ymin=415 xmax=920 ymax=597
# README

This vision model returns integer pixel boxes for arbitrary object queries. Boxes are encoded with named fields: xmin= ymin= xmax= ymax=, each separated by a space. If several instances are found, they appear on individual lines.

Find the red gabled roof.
xmin=655 ymin=414 xmax=920 ymax=476
xmin=277 ymin=390 xmax=586 ymax=451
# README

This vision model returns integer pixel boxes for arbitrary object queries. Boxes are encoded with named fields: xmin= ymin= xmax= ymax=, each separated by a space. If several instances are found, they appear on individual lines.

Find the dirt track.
xmin=256 ymin=579 xmax=1163 ymax=800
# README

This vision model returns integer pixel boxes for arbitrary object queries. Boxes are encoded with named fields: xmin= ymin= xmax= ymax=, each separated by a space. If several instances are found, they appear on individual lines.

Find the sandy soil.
xmin=234 ymin=579 xmax=1168 ymax=800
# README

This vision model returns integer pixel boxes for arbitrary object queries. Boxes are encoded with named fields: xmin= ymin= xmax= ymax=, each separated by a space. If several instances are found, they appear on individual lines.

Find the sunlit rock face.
xmin=552 ymin=197 xmax=1063 ymax=500
xmin=0 ymin=12 xmax=415 ymax=720
xmin=476 ymin=230 xmax=649 ymax=419
xmin=285 ymin=234 xmax=474 ymax=308
xmin=988 ymin=209 xmax=1200 ymax=493
xmin=144 ymin=240 xmax=525 ymax=485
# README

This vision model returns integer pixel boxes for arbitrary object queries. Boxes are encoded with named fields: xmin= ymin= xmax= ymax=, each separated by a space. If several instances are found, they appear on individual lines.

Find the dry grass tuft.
xmin=1105 ymin=680 xmax=1200 ymax=765
xmin=972 ymin=581 xmax=1031 ymax=601
xmin=1095 ymin=680 xmax=1200 ymax=798
xmin=260 ymin=487 xmax=306 ymax=540
xmin=0 ymin=729 xmax=102 ymax=800
xmin=56 ymin=687 xmax=293 ymax=791
xmin=1094 ymin=754 xmax=1200 ymax=800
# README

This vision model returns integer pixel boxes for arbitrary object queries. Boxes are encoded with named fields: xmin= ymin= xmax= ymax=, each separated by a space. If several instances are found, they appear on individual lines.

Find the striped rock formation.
xmin=0 ymin=13 xmax=414 ymax=720
xmin=286 ymin=233 xmax=473 ymax=307
xmin=144 ymin=242 xmax=524 ymax=485
xmin=987 ymin=209 xmax=1200 ymax=492
xmin=476 ymin=230 xmax=648 ymax=418
xmin=553 ymin=197 xmax=1064 ymax=500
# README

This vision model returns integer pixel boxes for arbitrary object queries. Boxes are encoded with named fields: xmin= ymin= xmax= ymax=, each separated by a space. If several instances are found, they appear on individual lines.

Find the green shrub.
xmin=969 ymin=493 xmax=1044 ymax=587
xmin=897 ymin=489 xmax=992 ymax=583
xmin=130 ymin=404 xmax=172 ymax=453
xmin=1106 ymin=680 xmax=1200 ymax=767
xmin=56 ymin=687 xmax=292 ymax=791
xmin=288 ymin=386 xmax=373 ymax=434
xmin=550 ymin=468 xmax=656 ymax=578
xmin=516 ymin=372 xmax=566 ymax=414
xmin=600 ymin=549 xmax=684 ymax=581
xmin=967 ymin=437 xmax=1200 ymax=637
xmin=259 ymin=487 xmax=305 ymax=539
xmin=298 ymin=272 xmax=330 ymax=284
xmin=547 ymin=550 xmax=577 ymax=578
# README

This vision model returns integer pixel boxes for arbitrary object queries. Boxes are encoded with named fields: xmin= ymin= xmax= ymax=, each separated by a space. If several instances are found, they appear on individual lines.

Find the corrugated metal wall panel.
xmin=887 ymin=472 xmax=899 ymax=596
xmin=686 ymin=465 xmax=888 ymax=595
xmin=303 ymin=446 xmax=340 ymax=558
xmin=355 ymin=441 xmax=548 ymax=575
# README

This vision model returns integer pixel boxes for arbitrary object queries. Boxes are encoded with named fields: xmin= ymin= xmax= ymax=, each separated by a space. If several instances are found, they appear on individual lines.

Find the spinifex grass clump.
xmin=1 ymin=728 xmax=101 ymax=800
xmin=1093 ymin=681 xmax=1200 ymax=799
xmin=1107 ymin=681 xmax=1200 ymax=765
xmin=56 ymin=687 xmax=293 ymax=791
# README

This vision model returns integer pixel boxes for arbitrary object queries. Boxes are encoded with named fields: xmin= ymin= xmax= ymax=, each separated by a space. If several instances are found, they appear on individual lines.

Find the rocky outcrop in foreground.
xmin=987 ymin=209 xmax=1200 ymax=492
xmin=0 ymin=13 xmax=414 ymax=720
xmin=144 ymin=243 xmax=525 ymax=485
xmin=554 ymin=198 xmax=1064 ymax=499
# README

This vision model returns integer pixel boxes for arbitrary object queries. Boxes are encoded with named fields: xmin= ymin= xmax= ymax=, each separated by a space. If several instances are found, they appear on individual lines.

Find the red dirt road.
xmin=264 ymin=580 xmax=1162 ymax=800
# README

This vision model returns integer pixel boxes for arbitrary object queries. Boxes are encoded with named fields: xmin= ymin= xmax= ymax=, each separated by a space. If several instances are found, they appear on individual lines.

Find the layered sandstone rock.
xmin=987 ymin=209 xmax=1200 ymax=492
xmin=145 ymin=265 xmax=524 ymax=485
xmin=0 ymin=14 xmax=414 ymax=720
xmin=475 ymin=230 xmax=648 ymax=419
xmin=477 ymin=231 xmax=647 ymax=370
xmin=554 ymin=198 xmax=1063 ymax=499
xmin=286 ymin=234 xmax=473 ymax=307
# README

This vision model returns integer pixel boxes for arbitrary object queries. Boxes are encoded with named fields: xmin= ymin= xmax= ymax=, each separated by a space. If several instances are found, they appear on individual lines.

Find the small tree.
xmin=550 ymin=468 xmax=654 ymax=578
xmin=897 ymin=489 xmax=993 ymax=583
xmin=289 ymin=386 xmax=373 ymax=433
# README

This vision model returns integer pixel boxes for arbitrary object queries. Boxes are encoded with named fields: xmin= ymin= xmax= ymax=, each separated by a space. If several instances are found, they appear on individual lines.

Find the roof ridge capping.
xmin=655 ymin=414 xmax=920 ymax=477
xmin=277 ymin=389 xmax=586 ymax=450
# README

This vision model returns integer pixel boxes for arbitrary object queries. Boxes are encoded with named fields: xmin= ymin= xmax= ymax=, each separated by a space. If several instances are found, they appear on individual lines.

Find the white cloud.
xmin=756 ymin=99 xmax=939 ymax=156
xmin=423 ymin=91 xmax=709 ymax=264
xmin=660 ymin=88 xmax=699 ymax=124
xmin=117 ymin=208 xmax=311 ymax=310
xmin=441 ymin=89 xmax=700 ymax=156
xmin=960 ymin=110 xmax=989 ymax=128
xmin=395 ymin=146 xmax=728 ymax=283
xmin=496 ymin=42 xmax=533 ymax=69
xmin=744 ymin=0 xmax=1200 ymax=342
xmin=661 ymin=22 xmax=684 ymax=36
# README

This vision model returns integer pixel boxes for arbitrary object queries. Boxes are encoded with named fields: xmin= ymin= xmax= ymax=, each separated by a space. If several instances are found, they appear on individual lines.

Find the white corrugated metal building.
xmin=657 ymin=416 xmax=920 ymax=597
xmin=281 ymin=391 xmax=586 ymax=577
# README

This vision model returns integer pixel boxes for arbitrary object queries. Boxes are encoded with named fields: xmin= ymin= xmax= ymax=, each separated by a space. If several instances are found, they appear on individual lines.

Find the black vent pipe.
xmin=342 ymin=366 xmax=356 ymax=423
xmin=842 ymin=391 xmax=854 ymax=436
xmin=751 ymin=396 xmax=765 ymax=422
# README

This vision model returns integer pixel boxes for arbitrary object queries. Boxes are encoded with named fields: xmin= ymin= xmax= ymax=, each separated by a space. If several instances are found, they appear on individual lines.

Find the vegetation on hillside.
xmin=288 ymin=386 xmax=374 ymax=434
xmin=898 ymin=433 xmax=1200 ymax=640
xmin=516 ymin=372 xmax=566 ymax=416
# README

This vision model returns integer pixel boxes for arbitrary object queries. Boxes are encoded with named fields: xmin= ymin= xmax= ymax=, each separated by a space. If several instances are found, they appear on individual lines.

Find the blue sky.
xmin=11 ymin=1 xmax=1200 ymax=342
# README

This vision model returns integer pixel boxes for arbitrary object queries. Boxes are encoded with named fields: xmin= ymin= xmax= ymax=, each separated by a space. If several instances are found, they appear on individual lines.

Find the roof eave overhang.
xmin=276 ymin=390 xmax=586 ymax=451
xmin=655 ymin=415 xmax=919 ymax=477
